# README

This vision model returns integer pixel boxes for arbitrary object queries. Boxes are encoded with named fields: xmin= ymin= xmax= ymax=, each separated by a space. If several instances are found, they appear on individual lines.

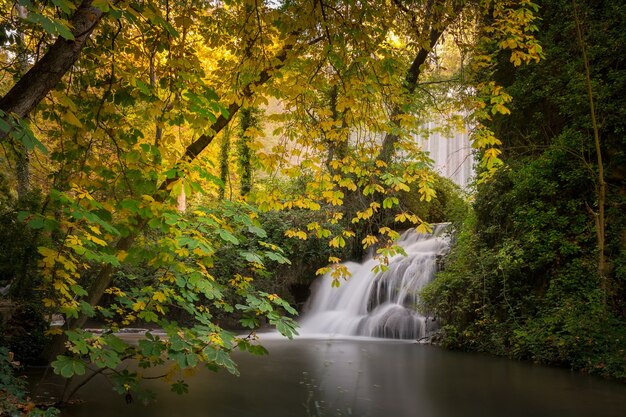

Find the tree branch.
xmin=378 ymin=1 xmax=464 ymax=164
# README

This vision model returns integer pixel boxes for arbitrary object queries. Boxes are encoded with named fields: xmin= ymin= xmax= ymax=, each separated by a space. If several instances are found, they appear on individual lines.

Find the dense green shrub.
xmin=422 ymin=0 xmax=626 ymax=379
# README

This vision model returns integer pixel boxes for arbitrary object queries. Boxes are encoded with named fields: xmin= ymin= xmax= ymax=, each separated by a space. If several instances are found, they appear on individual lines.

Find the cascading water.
xmin=415 ymin=121 xmax=474 ymax=190
xmin=299 ymin=224 xmax=451 ymax=340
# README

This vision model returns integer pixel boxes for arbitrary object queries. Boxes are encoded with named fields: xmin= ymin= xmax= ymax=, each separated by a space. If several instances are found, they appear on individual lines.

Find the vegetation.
xmin=8 ymin=0 xmax=622 ymax=412
xmin=421 ymin=0 xmax=626 ymax=380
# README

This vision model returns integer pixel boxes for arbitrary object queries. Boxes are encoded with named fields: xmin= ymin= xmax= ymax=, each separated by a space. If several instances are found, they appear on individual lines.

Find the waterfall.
xmin=299 ymin=224 xmax=451 ymax=340
xmin=415 ymin=119 xmax=474 ymax=189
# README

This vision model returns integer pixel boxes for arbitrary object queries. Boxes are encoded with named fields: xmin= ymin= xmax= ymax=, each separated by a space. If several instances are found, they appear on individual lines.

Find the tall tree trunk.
xmin=15 ymin=150 xmax=30 ymax=200
xmin=378 ymin=0 xmax=464 ymax=164
xmin=324 ymin=85 xmax=348 ymax=175
xmin=573 ymin=0 xmax=608 ymax=303
xmin=219 ymin=127 xmax=231 ymax=200
xmin=14 ymin=4 xmax=31 ymax=200
xmin=149 ymin=52 xmax=164 ymax=166
xmin=237 ymin=107 xmax=258 ymax=197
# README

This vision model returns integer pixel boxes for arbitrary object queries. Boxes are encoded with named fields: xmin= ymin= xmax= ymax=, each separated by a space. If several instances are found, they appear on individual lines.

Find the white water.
xmin=299 ymin=224 xmax=451 ymax=340
xmin=416 ymin=120 xmax=474 ymax=189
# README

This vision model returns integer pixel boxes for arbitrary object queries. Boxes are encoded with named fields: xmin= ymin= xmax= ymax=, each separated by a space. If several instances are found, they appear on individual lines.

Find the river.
xmin=47 ymin=334 xmax=625 ymax=417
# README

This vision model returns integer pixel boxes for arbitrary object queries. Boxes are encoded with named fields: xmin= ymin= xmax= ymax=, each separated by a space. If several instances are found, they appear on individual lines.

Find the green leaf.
xmin=203 ymin=347 xmax=238 ymax=375
xmin=0 ymin=116 xmax=10 ymax=133
xmin=171 ymin=380 xmax=189 ymax=395
xmin=102 ymin=334 xmax=128 ymax=353
xmin=138 ymin=337 xmax=165 ymax=357
xmin=247 ymin=225 xmax=267 ymax=238
xmin=43 ymin=218 xmax=60 ymax=231
xmin=264 ymin=251 xmax=291 ymax=265
xmin=79 ymin=301 xmax=96 ymax=318
xmin=138 ymin=310 xmax=159 ymax=323
xmin=135 ymin=79 xmax=151 ymax=95
xmin=26 ymin=14 xmax=75 ymax=40
xmin=17 ymin=211 xmax=30 ymax=222
xmin=240 ymin=251 xmax=263 ymax=264
xmin=26 ymin=216 xmax=46 ymax=229
xmin=51 ymin=356 xmax=86 ymax=378
xmin=91 ymin=349 xmax=119 ymax=369
xmin=52 ymin=0 xmax=76 ymax=14
xmin=170 ymin=351 xmax=198 ymax=369
xmin=274 ymin=319 xmax=299 ymax=339
xmin=70 ymin=284 xmax=88 ymax=297
xmin=247 ymin=344 xmax=269 ymax=356
xmin=10 ymin=118 xmax=47 ymax=154
xmin=240 ymin=316 xmax=258 ymax=329
xmin=66 ymin=330 xmax=92 ymax=354
xmin=92 ymin=0 xmax=110 ymax=12
xmin=218 ymin=229 xmax=239 ymax=245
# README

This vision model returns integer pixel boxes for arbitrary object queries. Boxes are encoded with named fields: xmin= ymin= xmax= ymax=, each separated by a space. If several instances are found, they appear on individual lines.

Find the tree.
xmin=1 ymin=0 xmax=313 ymax=402
xmin=237 ymin=107 xmax=261 ymax=197
xmin=218 ymin=127 xmax=232 ymax=200
xmin=572 ymin=0 xmax=607 ymax=303
xmin=0 ymin=0 xmax=543 ymax=405
xmin=255 ymin=0 xmax=542 ymax=270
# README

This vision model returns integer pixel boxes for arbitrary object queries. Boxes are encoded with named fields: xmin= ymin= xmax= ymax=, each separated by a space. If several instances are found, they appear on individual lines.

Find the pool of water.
xmin=35 ymin=335 xmax=625 ymax=417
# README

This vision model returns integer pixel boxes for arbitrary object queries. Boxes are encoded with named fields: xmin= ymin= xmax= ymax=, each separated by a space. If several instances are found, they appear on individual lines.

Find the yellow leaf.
xmin=306 ymin=222 xmax=320 ymax=231
xmin=175 ymin=247 xmax=189 ymax=257
xmin=316 ymin=266 xmax=331 ymax=275
xmin=395 ymin=213 xmax=407 ymax=223
xmin=64 ymin=111 xmax=83 ymax=128
xmin=38 ymin=246 xmax=57 ymax=268
xmin=286 ymin=229 xmax=308 ymax=240
xmin=362 ymin=235 xmax=379 ymax=249
xmin=329 ymin=236 xmax=346 ymax=248
xmin=415 ymin=223 xmax=432 ymax=235
xmin=88 ymin=235 xmax=108 ymax=246
xmin=67 ymin=235 xmax=82 ymax=247
xmin=43 ymin=298 xmax=56 ymax=307
xmin=152 ymin=292 xmax=167 ymax=303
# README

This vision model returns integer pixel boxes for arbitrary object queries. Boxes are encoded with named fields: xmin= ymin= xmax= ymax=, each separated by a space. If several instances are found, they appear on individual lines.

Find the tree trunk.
xmin=0 ymin=1 xmax=105 ymax=142
xmin=238 ymin=108 xmax=257 ymax=197
xmin=15 ymin=4 xmax=31 ymax=199
xmin=378 ymin=27 xmax=443 ymax=165
xmin=573 ymin=0 xmax=608 ymax=303
xmin=219 ymin=127 xmax=231 ymax=200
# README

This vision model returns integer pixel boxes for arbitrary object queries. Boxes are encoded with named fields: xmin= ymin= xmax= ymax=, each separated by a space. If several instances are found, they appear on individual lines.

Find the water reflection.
xmin=42 ymin=336 xmax=625 ymax=417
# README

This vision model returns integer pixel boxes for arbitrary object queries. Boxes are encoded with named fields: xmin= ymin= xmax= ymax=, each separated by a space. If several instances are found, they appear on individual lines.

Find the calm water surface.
xmin=44 ymin=335 xmax=625 ymax=417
